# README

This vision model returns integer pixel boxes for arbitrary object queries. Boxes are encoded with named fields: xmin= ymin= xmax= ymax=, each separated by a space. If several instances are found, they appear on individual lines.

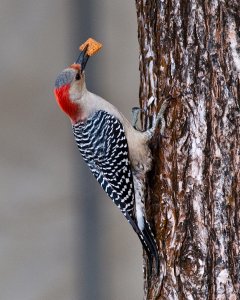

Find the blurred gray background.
xmin=0 ymin=0 xmax=142 ymax=299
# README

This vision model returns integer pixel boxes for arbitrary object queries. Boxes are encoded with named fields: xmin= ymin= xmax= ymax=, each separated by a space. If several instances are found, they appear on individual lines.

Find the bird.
xmin=54 ymin=44 xmax=168 ymax=276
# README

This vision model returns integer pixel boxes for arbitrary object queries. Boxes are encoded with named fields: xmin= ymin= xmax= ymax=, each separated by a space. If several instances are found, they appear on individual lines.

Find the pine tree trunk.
xmin=135 ymin=1 xmax=240 ymax=299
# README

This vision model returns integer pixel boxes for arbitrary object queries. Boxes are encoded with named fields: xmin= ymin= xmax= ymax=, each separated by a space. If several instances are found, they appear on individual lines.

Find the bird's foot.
xmin=131 ymin=106 xmax=144 ymax=131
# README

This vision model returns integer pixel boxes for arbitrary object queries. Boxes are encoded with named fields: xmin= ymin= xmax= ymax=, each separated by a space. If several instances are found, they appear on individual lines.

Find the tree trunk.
xmin=135 ymin=0 xmax=240 ymax=299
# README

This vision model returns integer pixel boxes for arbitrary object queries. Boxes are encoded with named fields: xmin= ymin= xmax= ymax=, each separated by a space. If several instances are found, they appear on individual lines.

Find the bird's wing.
xmin=73 ymin=110 xmax=135 ymax=218
xmin=73 ymin=111 xmax=160 ymax=274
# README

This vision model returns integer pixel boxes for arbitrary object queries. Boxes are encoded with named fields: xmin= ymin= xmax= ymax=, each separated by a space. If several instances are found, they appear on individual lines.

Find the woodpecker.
xmin=54 ymin=45 xmax=167 ymax=276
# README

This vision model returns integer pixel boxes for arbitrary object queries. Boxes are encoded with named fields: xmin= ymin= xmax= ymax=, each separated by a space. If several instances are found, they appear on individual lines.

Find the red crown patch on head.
xmin=54 ymin=84 xmax=79 ymax=124
xmin=70 ymin=63 xmax=81 ymax=71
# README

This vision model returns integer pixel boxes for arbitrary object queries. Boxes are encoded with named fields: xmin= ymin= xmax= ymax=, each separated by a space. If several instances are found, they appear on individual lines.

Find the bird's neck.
xmin=55 ymin=84 xmax=82 ymax=124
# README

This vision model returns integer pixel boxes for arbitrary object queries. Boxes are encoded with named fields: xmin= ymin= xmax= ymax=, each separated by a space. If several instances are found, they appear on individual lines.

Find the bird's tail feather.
xmin=125 ymin=212 xmax=159 ymax=277
xmin=141 ymin=220 xmax=160 ymax=276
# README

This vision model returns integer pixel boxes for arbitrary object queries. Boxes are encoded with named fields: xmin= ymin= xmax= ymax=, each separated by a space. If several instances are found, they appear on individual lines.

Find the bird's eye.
xmin=75 ymin=73 xmax=81 ymax=81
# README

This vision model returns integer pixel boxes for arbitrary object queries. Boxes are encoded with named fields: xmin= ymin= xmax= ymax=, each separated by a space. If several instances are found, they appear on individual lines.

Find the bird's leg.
xmin=131 ymin=107 xmax=143 ymax=130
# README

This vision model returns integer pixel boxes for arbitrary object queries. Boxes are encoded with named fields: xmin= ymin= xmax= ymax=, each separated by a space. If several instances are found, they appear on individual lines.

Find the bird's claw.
xmin=132 ymin=106 xmax=143 ymax=130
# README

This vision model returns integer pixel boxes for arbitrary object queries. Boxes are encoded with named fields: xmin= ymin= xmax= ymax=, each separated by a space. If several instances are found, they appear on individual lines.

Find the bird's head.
xmin=54 ymin=46 xmax=89 ymax=124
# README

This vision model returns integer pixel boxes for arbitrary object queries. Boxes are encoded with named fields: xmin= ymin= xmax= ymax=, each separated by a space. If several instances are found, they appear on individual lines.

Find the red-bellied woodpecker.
xmin=54 ymin=45 xmax=168 ymax=276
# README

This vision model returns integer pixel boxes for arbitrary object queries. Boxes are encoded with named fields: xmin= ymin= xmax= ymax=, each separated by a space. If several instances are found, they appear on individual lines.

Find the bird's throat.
xmin=54 ymin=85 xmax=80 ymax=124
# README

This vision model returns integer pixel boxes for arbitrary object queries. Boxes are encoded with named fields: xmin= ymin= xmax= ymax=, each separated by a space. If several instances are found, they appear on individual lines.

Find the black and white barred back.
xmin=72 ymin=110 xmax=160 ymax=275
xmin=72 ymin=110 xmax=135 ymax=219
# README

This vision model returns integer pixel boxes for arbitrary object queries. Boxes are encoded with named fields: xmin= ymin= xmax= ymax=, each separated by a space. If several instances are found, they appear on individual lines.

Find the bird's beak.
xmin=75 ymin=45 xmax=89 ymax=73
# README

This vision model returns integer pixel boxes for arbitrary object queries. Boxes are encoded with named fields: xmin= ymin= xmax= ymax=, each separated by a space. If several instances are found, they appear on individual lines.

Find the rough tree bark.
xmin=135 ymin=0 xmax=240 ymax=299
